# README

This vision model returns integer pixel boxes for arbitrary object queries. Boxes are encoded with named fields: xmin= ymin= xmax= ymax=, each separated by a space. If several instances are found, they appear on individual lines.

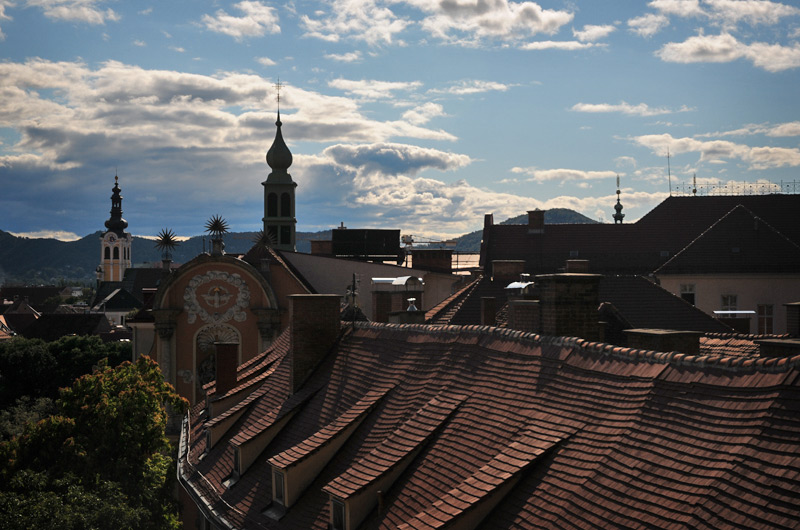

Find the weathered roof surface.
xmin=482 ymin=195 xmax=800 ymax=274
xmin=179 ymin=323 xmax=800 ymax=530
xmin=598 ymin=275 xmax=732 ymax=333
xmin=656 ymin=204 xmax=800 ymax=275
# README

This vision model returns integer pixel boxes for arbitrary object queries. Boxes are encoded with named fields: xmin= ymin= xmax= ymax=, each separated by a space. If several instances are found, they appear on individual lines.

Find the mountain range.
xmin=0 ymin=208 xmax=595 ymax=285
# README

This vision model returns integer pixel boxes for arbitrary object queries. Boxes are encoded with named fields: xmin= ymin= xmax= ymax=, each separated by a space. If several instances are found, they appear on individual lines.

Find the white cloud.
xmin=324 ymin=51 xmax=363 ymax=62
xmin=301 ymin=0 xmax=574 ymax=47
xmin=767 ymin=121 xmax=800 ymax=136
xmin=170 ymin=46 xmax=186 ymax=53
xmin=572 ymin=24 xmax=615 ymax=42
xmin=27 ymin=0 xmax=119 ymax=24
xmin=0 ymin=0 xmax=12 ymax=41
xmin=9 ymin=229 xmax=81 ymax=241
xmin=300 ymin=0 xmax=409 ymax=45
xmin=571 ymin=101 xmax=691 ymax=117
xmin=704 ymin=0 xmax=800 ymax=27
xmin=139 ymin=7 xmax=152 ymax=16
xmin=0 ymin=58 xmax=465 ymax=236
xmin=697 ymin=121 xmax=800 ymax=137
xmin=648 ymin=0 xmax=704 ymax=18
xmin=657 ymin=32 xmax=800 ymax=72
xmin=133 ymin=39 xmax=146 ymax=47
xmin=511 ymin=167 xmax=618 ymax=183
xmin=633 ymin=132 xmax=800 ymax=169
xmin=328 ymin=78 xmax=422 ymax=99
xmin=520 ymin=40 xmax=596 ymax=50
xmin=615 ymin=156 xmax=637 ymax=168
xmin=201 ymin=1 xmax=280 ymax=40
xmin=402 ymin=102 xmax=446 ymax=125
xmin=430 ymin=80 xmax=510 ymax=95
xmin=414 ymin=0 xmax=574 ymax=43
xmin=256 ymin=56 xmax=276 ymax=66
xmin=627 ymin=13 xmax=669 ymax=37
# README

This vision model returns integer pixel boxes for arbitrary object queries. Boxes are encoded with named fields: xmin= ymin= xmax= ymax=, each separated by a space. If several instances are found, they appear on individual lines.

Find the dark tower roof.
xmin=265 ymin=111 xmax=294 ymax=184
xmin=104 ymin=175 xmax=128 ymax=235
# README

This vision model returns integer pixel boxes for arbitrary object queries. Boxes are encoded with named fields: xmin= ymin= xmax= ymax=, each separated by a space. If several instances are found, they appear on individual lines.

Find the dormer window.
xmin=331 ymin=498 xmax=346 ymax=530
xmin=273 ymin=470 xmax=285 ymax=505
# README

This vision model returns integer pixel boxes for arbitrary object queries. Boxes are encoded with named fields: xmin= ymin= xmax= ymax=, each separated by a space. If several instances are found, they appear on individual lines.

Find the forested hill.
xmin=448 ymin=208 xmax=598 ymax=252
xmin=0 ymin=208 xmax=596 ymax=285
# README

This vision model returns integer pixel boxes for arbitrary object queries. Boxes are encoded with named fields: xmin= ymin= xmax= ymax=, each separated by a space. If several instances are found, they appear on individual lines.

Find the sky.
xmin=1 ymin=0 xmax=799 ymax=242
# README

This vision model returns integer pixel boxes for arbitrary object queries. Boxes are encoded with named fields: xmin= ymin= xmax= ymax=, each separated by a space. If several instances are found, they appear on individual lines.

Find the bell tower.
xmin=99 ymin=175 xmax=132 ymax=282
xmin=262 ymin=81 xmax=297 ymax=252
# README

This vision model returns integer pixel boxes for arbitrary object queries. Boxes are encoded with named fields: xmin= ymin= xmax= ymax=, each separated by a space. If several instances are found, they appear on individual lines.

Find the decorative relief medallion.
xmin=183 ymin=270 xmax=250 ymax=324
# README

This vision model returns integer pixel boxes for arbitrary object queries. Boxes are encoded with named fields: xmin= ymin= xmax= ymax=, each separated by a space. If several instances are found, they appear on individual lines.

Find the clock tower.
xmin=98 ymin=175 xmax=132 ymax=283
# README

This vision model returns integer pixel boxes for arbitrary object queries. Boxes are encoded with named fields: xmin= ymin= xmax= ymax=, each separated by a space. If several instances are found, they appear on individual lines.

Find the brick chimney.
xmin=214 ymin=342 xmax=239 ymax=396
xmin=537 ymin=273 xmax=602 ymax=340
xmin=492 ymin=260 xmax=525 ymax=282
xmin=624 ymin=329 xmax=701 ymax=355
xmin=481 ymin=297 xmax=497 ymax=326
xmin=289 ymin=294 xmax=342 ymax=393
xmin=528 ymin=210 xmax=544 ymax=234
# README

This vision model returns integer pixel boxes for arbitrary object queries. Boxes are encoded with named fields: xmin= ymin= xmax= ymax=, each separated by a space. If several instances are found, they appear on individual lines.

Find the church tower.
xmin=99 ymin=175 xmax=132 ymax=282
xmin=262 ymin=101 xmax=297 ymax=252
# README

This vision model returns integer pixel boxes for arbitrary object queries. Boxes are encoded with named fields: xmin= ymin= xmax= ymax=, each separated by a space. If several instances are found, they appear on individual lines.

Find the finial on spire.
xmin=613 ymin=175 xmax=625 ymax=224
xmin=273 ymin=78 xmax=284 ymax=125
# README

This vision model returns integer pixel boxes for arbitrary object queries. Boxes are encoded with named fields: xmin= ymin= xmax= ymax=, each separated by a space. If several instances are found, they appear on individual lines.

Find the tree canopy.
xmin=0 ymin=356 xmax=188 ymax=530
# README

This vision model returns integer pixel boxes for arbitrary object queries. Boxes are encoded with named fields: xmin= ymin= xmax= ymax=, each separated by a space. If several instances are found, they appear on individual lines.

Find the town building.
xmin=178 ymin=292 xmax=800 ymax=529
xmin=97 ymin=175 xmax=132 ymax=283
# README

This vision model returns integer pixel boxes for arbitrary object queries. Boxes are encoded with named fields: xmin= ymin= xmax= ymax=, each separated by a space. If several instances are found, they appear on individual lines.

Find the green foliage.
xmin=0 ymin=335 xmax=130 ymax=408
xmin=0 ymin=357 xmax=188 ymax=530
xmin=0 ymin=397 xmax=56 ymax=442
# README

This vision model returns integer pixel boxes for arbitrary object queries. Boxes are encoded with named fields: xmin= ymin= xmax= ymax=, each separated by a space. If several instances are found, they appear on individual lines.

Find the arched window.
xmin=104 ymin=247 xmax=111 ymax=259
xmin=267 ymin=193 xmax=278 ymax=217
xmin=280 ymin=192 xmax=291 ymax=217
xmin=113 ymin=247 xmax=119 ymax=259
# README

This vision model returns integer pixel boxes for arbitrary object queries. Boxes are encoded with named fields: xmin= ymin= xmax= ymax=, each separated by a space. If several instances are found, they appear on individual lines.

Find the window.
xmin=721 ymin=295 xmax=737 ymax=311
xmin=113 ymin=247 xmax=119 ymax=259
xmin=569 ymin=250 xmax=579 ymax=258
xmin=331 ymin=499 xmax=345 ymax=530
xmin=757 ymin=304 xmax=774 ymax=334
xmin=267 ymin=226 xmax=278 ymax=246
xmin=680 ymin=284 xmax=696 ymax=305
xmin=104 ymin=247 xmax=111 ymax=259
xmin=267 ymin=193 xmax=278 ymax=217
xmin=280 ymin=192 xmax=291 ymax=217
xmin=273 ymin=470 xmax=285 ymax=505
xmin=280 ymin=225 xmax=291 ymax=245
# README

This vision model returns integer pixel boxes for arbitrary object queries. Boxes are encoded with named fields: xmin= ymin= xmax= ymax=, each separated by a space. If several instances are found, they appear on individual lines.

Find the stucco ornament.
xmin=184 ymin=271 xmax=250 ymax=324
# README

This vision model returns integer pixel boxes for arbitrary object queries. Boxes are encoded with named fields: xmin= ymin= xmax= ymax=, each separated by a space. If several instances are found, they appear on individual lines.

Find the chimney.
xmin=786 ymin=302 xmax=800 ymax=338
xmin=537 ymin=273 xmax=602 ymax=340
xmin=624 ymin=329 xmax=701 ymax=355
xmin=289 ymin=294 xmax=342 ymax=393
xmin=754 ymin=338 xmax=800 ymax=357
xmin=214 ymin=342 xmax=239 ymax=396
xmin=528 ymin=210 xmax=544 ymax=234
xmin=481 ymin=297 xmax=497 ymax=326
xmin=565 ymin=260 xmax=590 ymax=273
xmin=492 ymin=260 xmax=525 ymax=282
xmin=507 ymin=300 xmax=540 ymax=333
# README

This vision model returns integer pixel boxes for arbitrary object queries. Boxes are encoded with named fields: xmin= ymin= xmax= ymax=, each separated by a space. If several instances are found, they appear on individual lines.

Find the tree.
xmin=0 ymin=335 xmax=130 ymax=408
xmin=0 ymin=356 xmax=188 ymax=530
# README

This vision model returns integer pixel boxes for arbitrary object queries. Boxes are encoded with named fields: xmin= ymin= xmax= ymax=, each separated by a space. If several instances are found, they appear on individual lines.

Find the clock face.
xmin=108 ymin=234 xmax=117 ymax=242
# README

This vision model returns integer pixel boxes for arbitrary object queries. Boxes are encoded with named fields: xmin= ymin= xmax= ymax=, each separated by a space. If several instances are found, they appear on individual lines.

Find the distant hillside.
xmin=449 ymin=208 xmax=597 ymax=252
xmin=0 ymin=229 xmax=330 ymax=285
xmin=0 ymin=208 xmax=595 ymax=285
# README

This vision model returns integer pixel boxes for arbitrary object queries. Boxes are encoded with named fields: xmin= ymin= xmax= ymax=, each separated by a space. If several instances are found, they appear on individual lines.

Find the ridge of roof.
xmin=352 ymin=322 xmax=800 ymax=373
xmin=425 ymin=274 xmax=482 ymax=323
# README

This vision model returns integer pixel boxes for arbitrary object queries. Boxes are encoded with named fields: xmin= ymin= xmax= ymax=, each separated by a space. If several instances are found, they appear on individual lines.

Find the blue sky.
xmin=1 ymin=0 xmax=799 ymax=241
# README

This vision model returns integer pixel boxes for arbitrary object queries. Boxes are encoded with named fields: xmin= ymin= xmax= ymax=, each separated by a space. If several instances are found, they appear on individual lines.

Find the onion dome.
xmin=266 ymin=111 xmax=293 ymax=176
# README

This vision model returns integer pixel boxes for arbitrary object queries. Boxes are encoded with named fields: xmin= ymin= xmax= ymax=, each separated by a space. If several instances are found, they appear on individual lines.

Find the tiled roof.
xmin=21 ymin=313 xmax=113 ymax=342
xmin=598 ymin=275 xmax=732 ymax=333
xmin=700 ymin=332 xmax=790 ymax=357
xmin=656 ymin=204 xmax=800 ymax=275
xmin=179 ymin=323 xmax=800 ymax=530
xmin=482 ymin=195 xmax=800 ymax=274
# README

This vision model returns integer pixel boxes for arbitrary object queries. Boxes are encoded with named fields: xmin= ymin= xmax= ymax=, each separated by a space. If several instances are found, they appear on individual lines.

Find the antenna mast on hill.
xmin=667 ymin=147 xmax=672 ymax=196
